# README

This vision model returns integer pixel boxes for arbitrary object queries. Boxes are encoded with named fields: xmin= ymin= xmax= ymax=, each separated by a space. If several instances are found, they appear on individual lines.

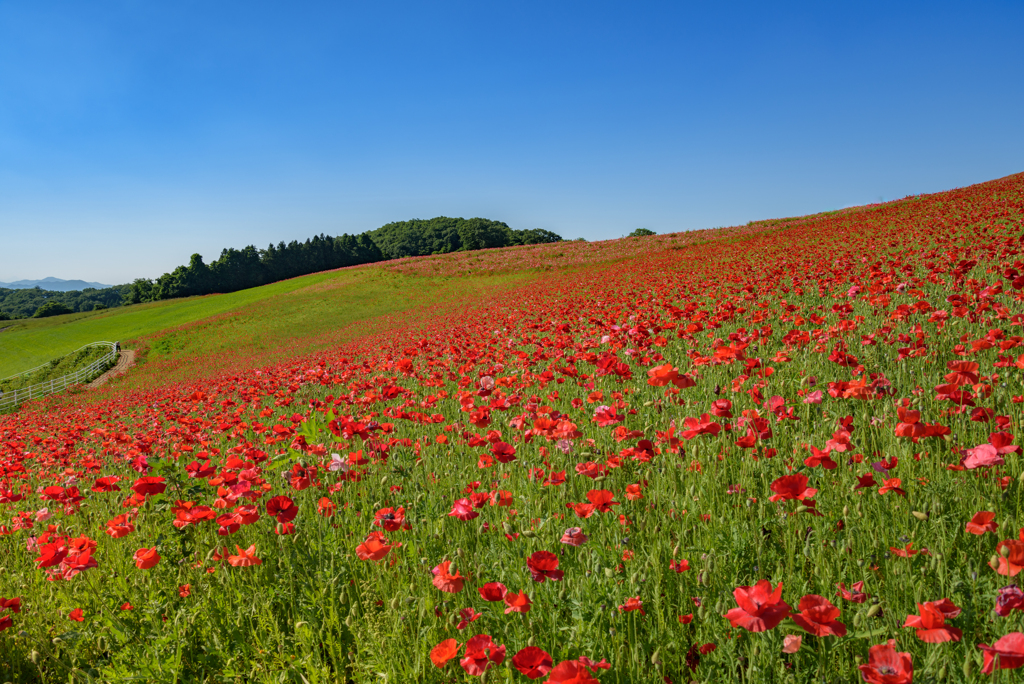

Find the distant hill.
xmin=0 ymin=277 xmax=112 ymax=292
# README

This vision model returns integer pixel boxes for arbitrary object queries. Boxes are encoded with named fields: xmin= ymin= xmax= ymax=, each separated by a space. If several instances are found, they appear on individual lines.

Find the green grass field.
xmin=0 ymin=265 xmax=533 ymax=381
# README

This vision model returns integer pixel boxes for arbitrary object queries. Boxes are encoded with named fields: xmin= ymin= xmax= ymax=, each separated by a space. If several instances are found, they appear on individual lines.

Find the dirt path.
xmin=88 ymin=350 xmax=136 ymax=388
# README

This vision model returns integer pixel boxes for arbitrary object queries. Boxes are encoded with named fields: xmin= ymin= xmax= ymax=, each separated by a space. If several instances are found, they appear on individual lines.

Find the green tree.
xmin=628 ymin=228 xmax=656 ymax=238
xmin=33 ymin=301 xmax=74 ymax=318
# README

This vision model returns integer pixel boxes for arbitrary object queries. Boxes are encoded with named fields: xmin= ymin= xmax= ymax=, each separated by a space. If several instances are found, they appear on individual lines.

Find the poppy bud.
xmin=456 ymin=548 xmax=464 ymax=559
xmin=795 ymin=504 xmax=810 ymax=514
xmin=30 ymin=651 xmax=40 ymax=664
xmin=651 ymin=649 xmax=662 ymax=666
xmin=866 ymin=604 xmax=881 ymax=619
xmin=912 ymin=511 xmax=928 ymax=521
xmin=1019 ymin=470 xmax=1024 ymax=483
xmin=672 ymin=544 xmax=680 ymax=557
xmin=344 ymin=616 xmax=353 ymax=628
xmin=477 ymin=523 xmax=487 ymax=534
xmin=339 ymin=592 xmax=348 ymax=604
xmin=558 ymin=588 xmax=567 ymax=601
xmin=697 ymin=605 xmax=705 ymax=620
xmin=604 ymin=568 xmax=615 ymax=578
xmin=52 ymin=637 xmax=63 ymax=645
xmin=857 ymin=558 xmax=865 ymax=567
xmin=380 ymin=475 xmax=388 ymax=484
xmin=643 ymin=400 xmax=655 ymax=407
xmin=298 ymin=460 xmax=307 ymax=468
xmin=963 ymin=655 xmax=973 ymax=678
xmin=527 ymin=636 xmax=535 ymax=647
xmin=389 ymin=598 xmax=400 ymax=611
xmin=523 ymin=530 xmax=536 ymax=538
xmin=1001 ymin=545 xmax=1011 ymax=558
xmin=842 ymin=506 xmax=849 ymax=518
xmin=502 ymin=522 xmax=514 ymax=535
xmin=937 ymin=664 xmax=947 ymax=681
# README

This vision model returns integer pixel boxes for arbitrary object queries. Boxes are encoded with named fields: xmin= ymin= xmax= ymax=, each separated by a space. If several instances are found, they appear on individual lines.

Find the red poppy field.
xmin=2 ymin=172 xmax=1024 ymax=683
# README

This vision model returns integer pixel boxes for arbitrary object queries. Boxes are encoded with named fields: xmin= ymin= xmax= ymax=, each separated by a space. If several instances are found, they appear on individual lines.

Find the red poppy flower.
xmin=768 ymin=474 xmax=816 ymax=502
xmin=791 ymin=594 xmax=847 ymax=637
xmin=356 ymin=532 xmax=395 ymax=561
xmin=963 ymin=443 xmax=1005 ymax=469
xmin=527 ymin=551 xmax=564 ymax=582
xmin=449 ymin=498 xmax=480 ymax=521
xmin=723 ymin=579 xmax=791 ymax=632
xmin=432 ymin=560 xmax=464 ymax=593
xmin=586 ymin=489 xmax=619 ymax=512
xmin=858 ymin=640 xmax=912 ymax=684
xmin=430 ymin=638 xmax=459 ymax=668
xmin=680 ymin=414 xmax=721 ymax=440
xmin=68 ymin=608 xmax=84 ymax=622
xmin=455 ymin=607 xmax=482 ymax=630
xmin=35 ymin=542 xmax=69 ymax=569
xmin=227 ymin=544 xmax=262 ymax=567
xmin=491 ymin=442 xmax=517 ymax=463
xmin=179 ymin=584 xmax=191 ymax=598
xmin=131 ymin=476 xmax=166 ymax=497
xmin=503 ymin=590 xmax=531 ymax=614
xmin=120 ymin=602 xmax=133 ymax=611
xmin=804 ymin=446 xmax=837 ymax=470
xmin=545 ymin=660 xmax=600 ymax=684
xmin=996 ymin=585 xmax=1024 ymax=616
xmin=105 ymin=514 xmax=135 ymax=538
xmin=265 ymin=495 xmax=298 ymax=523
xmin=878 ymin=478 xmax=906 ymax=496
xmin=837 ymin=581 xmax=868 ymax=603
xmin=478 ymin=582 xmax=508 ymax=601
xmin=670 ymin=559 xmax=690 ymax=573
xmin=460 ymin=634 xmax=506 ymax=676
xmin=678 ymin=613 xmax=693 ymax=624
xmin=317 ymin=497 xmax=336 ymax=517
xmin=903 ymin=598 xmax=962 ymax=643
xmin=511 ymin=646 xmax=553 ymax=680
xmin=91 ymin=476 xmax=121 ymax=493
xmin=619 ymin=596 xmax=645 ymax=615
xmin=996 ymin=540 xmax=1024 ymax=576
xmin=890 ymin=543 xmax=920 ymax=558
xmin=133 ymin=547 xmax=161 ymax=569
xmin=373 ymin=506 xmax=410 ymax=531
xmin=966 ymin=511 xmax=998 ymax=535
xmin=854 ymin=473 xmax=877 ymax=490
xmin=560 ymin=527 xmax=588 ymax=546
xmin=979 ymin=632 xmax=1024 ymax=674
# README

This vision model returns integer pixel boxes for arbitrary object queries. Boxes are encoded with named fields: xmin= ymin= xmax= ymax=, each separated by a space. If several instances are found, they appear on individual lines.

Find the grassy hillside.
xmin=2 ymin=172 xmax=1023 ymax=683
xmin=0 ymin=265 xmax=533 ymax=381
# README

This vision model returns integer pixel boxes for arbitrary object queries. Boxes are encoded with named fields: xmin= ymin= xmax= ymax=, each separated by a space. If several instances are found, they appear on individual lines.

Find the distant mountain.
xmin=0 ymin=277 xmax=112 ymax=292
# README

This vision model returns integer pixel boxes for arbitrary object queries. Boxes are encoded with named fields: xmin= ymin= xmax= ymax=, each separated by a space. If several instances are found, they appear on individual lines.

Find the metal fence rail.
xmin=0 ymin=342 xmax=119 ymax=411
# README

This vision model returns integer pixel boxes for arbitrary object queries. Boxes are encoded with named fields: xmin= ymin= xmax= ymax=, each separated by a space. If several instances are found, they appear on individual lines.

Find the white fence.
xmin=0 ymin=342 xmax=119 ymax=411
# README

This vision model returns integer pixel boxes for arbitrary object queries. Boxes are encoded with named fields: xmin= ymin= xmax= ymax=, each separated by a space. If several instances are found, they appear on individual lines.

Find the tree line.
xmin=0 ymin=218 xmax=562 ymax=318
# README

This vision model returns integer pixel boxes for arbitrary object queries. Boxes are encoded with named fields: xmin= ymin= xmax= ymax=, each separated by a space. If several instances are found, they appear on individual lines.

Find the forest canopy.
xmin=0 ymin=218 xmax=562 ymax=318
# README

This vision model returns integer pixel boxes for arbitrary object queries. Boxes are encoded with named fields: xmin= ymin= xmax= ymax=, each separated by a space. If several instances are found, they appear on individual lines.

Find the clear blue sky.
xmin=1 ymin=1 xmax=1022 ymax=285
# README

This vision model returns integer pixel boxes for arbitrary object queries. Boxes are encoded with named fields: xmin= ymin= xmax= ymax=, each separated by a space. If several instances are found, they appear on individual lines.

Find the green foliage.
xmin=129 ymin=219 xmax=560 ymax=307
xmin=0 ymin=344 xmax=114 ymax=393
xmin=628 ymin=228 xmax=656 ymax=237
xmin=0 ymin=285 xmax=129 ymax=319
xmin=33 ymin=300 xmax=75 ymax=317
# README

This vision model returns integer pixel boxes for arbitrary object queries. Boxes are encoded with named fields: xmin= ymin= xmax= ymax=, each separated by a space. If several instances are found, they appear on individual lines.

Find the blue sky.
xmin=1 ymin=1 xmax=1022 ymax=285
